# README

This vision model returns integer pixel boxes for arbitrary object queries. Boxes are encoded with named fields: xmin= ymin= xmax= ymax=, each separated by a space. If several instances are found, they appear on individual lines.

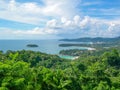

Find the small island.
xmin=26 ymin=44 xmax=39 ymax=47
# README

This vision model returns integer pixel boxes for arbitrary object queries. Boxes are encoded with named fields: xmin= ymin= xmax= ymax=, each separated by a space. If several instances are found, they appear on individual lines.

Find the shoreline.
xmin=87 ymin=47 xmax=96 ymax=50
xmin=72 ymin=56 xmax=79 ymax=60
xmin=59 ymin=54 xmax=79 ymax=60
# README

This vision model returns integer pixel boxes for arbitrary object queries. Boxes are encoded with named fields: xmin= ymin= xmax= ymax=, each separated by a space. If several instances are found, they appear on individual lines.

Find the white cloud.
xmin=13 ymin=27 xmax=58 ymax=35
xmin=46 ymin=19 xmax=57 ymax=28
xmin=73 ymin=15 xmax=81 ymax=25
xmin=0 ymin=27 xmax=59 ymax=39
xmin=0 ymin=14 xmax=120 ymax=39
xmin=0 ymin=0 xmax=80 ymax=25
xmin=61 ymin=17 xmax=67 ymax=23
xmin=44 ymin=15 xmax=120 ymax=38
xmin=0 ymin=0 xmax=120 ymax=39
xmin=81 ymin=1 xmax=102 ymax=6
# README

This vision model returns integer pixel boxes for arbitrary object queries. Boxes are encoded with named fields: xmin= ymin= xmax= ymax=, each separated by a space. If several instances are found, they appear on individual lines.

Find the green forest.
xmin=0 ymin=49 xmax=120 ymax=90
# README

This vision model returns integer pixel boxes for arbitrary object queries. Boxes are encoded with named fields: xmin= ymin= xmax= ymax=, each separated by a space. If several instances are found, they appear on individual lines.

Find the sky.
xmin=0 ymin=0 xmax=120 ymax=39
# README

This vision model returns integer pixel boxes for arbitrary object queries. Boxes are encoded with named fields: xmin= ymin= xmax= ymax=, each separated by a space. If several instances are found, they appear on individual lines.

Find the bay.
xmin=0 ymin=40 xmax=90 ymax=59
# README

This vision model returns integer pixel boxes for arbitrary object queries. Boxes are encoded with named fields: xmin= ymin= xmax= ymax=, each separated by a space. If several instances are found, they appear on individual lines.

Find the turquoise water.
xmin=0 ymin=40 xmax=89 ymax=59
xmin=59 ymin=55 xmax=77 ymax=60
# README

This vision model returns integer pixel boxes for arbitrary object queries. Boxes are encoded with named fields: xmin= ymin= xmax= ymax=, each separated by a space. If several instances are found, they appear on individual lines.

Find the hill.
xmin=60 ymin=36 xmax=120 ymax=43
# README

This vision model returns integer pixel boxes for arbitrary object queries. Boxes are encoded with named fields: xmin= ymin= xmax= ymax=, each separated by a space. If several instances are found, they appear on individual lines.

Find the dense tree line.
xmin=0 ymin=49 xmax=120 ymax=90
xmin=59 ymin=47 xmax=120 ymax=57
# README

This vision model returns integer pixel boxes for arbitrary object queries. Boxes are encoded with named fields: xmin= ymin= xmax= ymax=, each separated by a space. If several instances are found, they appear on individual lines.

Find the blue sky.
xmin=0 ymin=0 xmax=120 ymax=39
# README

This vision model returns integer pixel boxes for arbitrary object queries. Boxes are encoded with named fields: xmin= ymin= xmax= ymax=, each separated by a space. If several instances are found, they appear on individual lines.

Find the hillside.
xmin=0 ymin=49 xmax=120 ymax=90
xmin=60 ymin=36 xmax=120 ymax=43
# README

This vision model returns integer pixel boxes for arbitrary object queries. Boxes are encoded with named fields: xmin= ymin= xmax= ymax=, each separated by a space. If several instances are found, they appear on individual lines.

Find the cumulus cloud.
xmin=73 ymin=15 xmax=81 ymax=25
xmin=45 ymin=15 xmax=120 ymax=38
xmin=0 ymin=14 xmax=120 ymax=39
xmin=0 ymin=0 xmax=120 ymax=39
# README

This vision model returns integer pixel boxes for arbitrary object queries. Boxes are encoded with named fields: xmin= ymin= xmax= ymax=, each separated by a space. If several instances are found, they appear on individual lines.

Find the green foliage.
xmin=0 ymin=49 xmax=120 ymax=90
xmin=102 ymin=49 xmax=120 ymax=68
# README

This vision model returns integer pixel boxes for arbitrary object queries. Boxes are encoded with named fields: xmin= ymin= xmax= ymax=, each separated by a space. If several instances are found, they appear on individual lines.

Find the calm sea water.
xmin=0 ymin=40 xmax=89 ymax=59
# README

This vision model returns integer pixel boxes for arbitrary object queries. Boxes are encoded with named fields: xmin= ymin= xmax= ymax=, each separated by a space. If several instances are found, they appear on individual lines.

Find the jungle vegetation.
xmin=0 ymin=49 xmax=120 ymax=90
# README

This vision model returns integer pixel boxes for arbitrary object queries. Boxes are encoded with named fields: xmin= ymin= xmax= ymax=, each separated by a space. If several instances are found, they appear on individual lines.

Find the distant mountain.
xmin=60 ymin=36 xmax=120 ymax=43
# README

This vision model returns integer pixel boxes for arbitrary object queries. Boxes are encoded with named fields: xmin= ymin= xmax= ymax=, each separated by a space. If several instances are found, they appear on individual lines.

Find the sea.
xmin=0 ymin=40 xmax=90 ymax=59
